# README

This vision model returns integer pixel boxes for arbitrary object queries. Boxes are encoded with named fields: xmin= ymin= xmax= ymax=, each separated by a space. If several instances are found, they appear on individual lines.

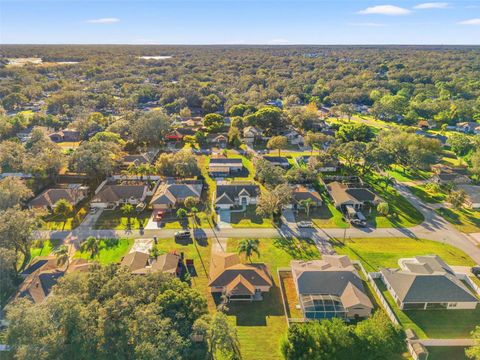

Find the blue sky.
xmin=1 ymin=0 xmax=479 ymax=44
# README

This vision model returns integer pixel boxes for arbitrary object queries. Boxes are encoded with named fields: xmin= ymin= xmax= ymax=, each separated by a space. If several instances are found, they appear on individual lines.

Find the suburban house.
xmin=283 ymin=129 xmax=304 ymax=146
xmin=28 ymin=184 xmax=88 ymax=210
xmin=16 ymin=257 xmax=92 ymax=304
xmin=149 ymin=180 xmax=203 ymax=211
xmin=431 ymin=166 xmax=471 ymax=185
xmin=166 ymin=128 xmax=196 ymax=142
xmin=209 ymin=252 xmax=272 ymax=301
xmin=291 ymin=255 xmax=373 ymax=320
xmin=121 ymin=250 xmax=181 ymax=276
xmin=456 ymin=122 xmax=480 ymax=134
xmin=326 ymin=181 xmax=380 ymax=210
xmin=298 ymin=155 xmax=340 ymax=172
xmin=91 ymin=183 xmax=148 ymax=209
xmin=214 ymin=182 xmax=260 ymax=209
xmin=380 ymin=255 xmax=478 ymax=310
xmin=208 ymin=158 xmax=244 ymax=177
xmin=262 ymin=156 xmax=291 ymax=169
xmin=287 ymin=185 xmax=323 ymax=210
xmin=457 ymin=185 xmax=480 ymax=209
xmin=417 ymin=120 xmax=435 ymax=130
xmin=49 ymin=128 xmax=81 ymax=142
xmin=243 ymin=126 xmax=263 ymax=145
xmin=121 ymin=152 xmax=155 ymax=168
xmin=206 ymin=133 xmax=228 ymax=147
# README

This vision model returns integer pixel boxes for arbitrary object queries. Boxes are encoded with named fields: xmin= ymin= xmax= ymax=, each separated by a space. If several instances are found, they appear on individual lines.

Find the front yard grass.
xmin=295 ymin=201 xmax=349 ymax=229
xmin=160 ymin=211 xmax=211 ymax=229
xmin=436 ymin=207 xmax=480 ymax=233
xmin=375 ymin=279 xmax=480 ymax=339
xmin=386 ymin=164 xmax=431 ymax=182
xmin=30 ymin=239 xmax=59 ymax=259
xmin=224 ymin=237 xmax=319 ymax=360
xmin=230 ymin=205 xmax=274 ymax=228
xmin=74 ymin=238 xmax=134 ymax=265
xmin=93 ymin=209 xmax=151 ymax=230
xmin=333 ymin=237 xmax=475 ymax=272
xmin=427 ymin=347 xmax=467 ymax=360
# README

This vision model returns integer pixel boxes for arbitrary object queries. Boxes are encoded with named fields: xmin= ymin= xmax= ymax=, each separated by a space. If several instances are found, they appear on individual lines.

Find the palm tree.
xmin=238 ymin=239 xmax=260 ymax=263
xmin=81 ymin=236 xmax=100 ymax=259
xmin=53 ymin=199 xmax=73 ymax=230
xmin=299 ymin=198 xmax=314 ymax=216
xmin=190 ymin=206 xmax=199 ymax=228
xmin=54 ymin=245 xmax=70 ymax=269
xmin=121 ymin=203 xmax=135 ymax=227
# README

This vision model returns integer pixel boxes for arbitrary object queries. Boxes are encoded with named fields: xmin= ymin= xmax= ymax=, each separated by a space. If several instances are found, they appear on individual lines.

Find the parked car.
xmin=298 ymin=221 xmax=313 ymax=228
xmin=471 ymin=266 xmax=480 ymax=278
xmin=350 ymin=218 xmax=366 ymax=227
xmin=174 ymin=230 xmax=191 ymax=240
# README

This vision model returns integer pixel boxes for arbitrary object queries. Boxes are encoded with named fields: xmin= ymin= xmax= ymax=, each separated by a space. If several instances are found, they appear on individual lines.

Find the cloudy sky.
xmin=1 ymin=0 xmax=479 ymax=44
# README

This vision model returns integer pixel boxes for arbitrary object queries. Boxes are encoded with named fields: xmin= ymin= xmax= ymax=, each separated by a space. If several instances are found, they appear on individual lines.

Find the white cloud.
xmin=414 ymin=2 xmax=449 ymax=9
xmin=458 ymin=18 xmax=480 ymax=25
xmin=267 ymin=38 xmax=290 ymax=45
xmin=86 ymin=18 xmax=120 ymax=24
xmin=358 ymin=5 xmax=411 ymax=15
xmin=348 ymin=22 xmax=387 ymax=27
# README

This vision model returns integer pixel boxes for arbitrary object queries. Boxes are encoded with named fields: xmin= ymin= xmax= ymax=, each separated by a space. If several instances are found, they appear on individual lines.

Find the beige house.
xmin=149 ymin=181 xmax=203 ymax=211
xmin=29 ymin=184 xmax=88 ymax=210
xmin=291 ymin=255 xmax=373 ymax=320
xmin=209 ymin=252 xmax=272 ymax=301
xmin=380 ymin=255 xmax=478 ymax=310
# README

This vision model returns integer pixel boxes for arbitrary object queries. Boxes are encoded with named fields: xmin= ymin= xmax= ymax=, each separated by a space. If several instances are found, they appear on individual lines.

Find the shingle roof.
xmin=29 ymin=188 xmax=78 ymax=208
xmin=121 ymin=251 xmax=149 ymax=272
xmin=92 ymin=185 xmax=147 ymax=203
xmin=150 ymin=182 xmax=203 ymax=206
xmin=215 ymin=183 xmax=259 ymax=204
xmin=326 ymin=181 xmax=378 ymax=205
xmin=380 ymin=268 xmax=478 ymax=303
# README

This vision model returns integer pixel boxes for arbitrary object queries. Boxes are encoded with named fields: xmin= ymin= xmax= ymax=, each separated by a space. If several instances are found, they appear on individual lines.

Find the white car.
xmin=298 ymin=221 xmax=313 ymax=228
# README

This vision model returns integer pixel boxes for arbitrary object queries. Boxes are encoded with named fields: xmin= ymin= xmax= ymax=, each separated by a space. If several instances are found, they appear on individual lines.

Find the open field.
xmin=436 ymin=207 xmax=480 ymax=234
xmin=74 ymin=238 xmax=134 ymax=264
xmin=333 ymin=237 xmax=475 ymax=272
xmin=427 ymin=346 xmax=468 ymax=360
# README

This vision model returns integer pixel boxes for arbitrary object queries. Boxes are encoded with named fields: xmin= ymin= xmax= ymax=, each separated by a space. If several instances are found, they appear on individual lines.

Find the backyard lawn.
xmin=230 ymin=205 xmax=274 ymax=228
xmin=436 ymin=207 xmax=480 ymax=233
xmin=93 ymin=209 xmax=151 ymax=230
xmin=154 ymin=236 xmax=214 ymax=309
xmin=333 ymin=237 xmax=475 ymax=272
xmin=375 ymin=279 xmax=480 ymax=339
xmin=74 ymin=237 xmax=134 ymax=264
xmin=225 ymin=237 xmax=319 ymax=360
xmin=427 ymin=347 xmax=468 ymax=360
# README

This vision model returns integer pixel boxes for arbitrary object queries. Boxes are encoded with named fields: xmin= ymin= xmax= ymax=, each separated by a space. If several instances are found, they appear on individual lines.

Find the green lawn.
xmin=386 ymin=165 xmax=431 ymax=182
xmin=427 ymin=347 xmax=468 ymax=360
xmin=74 ymin=238 xmax=134 ymax=265
xmin=436 ymin=207 xmax=480 ymax=233
xmin=160 ymin=211 xmax=212 ymax=229
xmin=230 ymin=205 xmax=274 ymax=228
xmin=153 ymin=236 xmax=214 ymax=309
xmin=366 ymin=176 xmax=425 ymax=228
xmin=225 ymin=237 xmax=319 ymax=360
xmin=408 ymin=185 xmax=446 ymax=204
xmin=295 ymin=198 xmax=349 ymax=229
xmin=375 ymin=279 xmax=480 ymax=339
xmin=30 ymin=239 xmax=59 ymax=259
xmin=333 ymin=237 xmax=475 ymax=273
xmin=93 ymin=209 xmax=151 ymax=230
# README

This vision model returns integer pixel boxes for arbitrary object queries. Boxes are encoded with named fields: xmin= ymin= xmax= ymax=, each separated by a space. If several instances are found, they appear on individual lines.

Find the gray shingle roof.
xmin=215 ymin=183 xmax=259 ymax=204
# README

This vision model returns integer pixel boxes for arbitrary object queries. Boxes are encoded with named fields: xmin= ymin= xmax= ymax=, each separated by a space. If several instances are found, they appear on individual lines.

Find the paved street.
xmin=33 ymin=182 xmax=480 ymax=264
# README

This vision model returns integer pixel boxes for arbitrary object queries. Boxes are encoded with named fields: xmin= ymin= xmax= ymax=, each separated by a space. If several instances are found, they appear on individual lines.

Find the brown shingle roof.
xmin=121 ymin=251 xmax=149 ymax=271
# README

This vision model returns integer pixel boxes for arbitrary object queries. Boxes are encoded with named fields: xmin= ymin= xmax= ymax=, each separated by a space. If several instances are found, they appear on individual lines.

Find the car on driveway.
xmin=298 ymin=221 xmax=313 ymax=228
xmin=471 ymin=266 xmax=480 ymax=278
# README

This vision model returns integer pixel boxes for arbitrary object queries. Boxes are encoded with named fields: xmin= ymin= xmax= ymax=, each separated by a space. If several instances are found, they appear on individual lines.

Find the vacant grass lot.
xmin=93 ymin=209 xmax=151 ymax=230
xmin=225 ymin=237 xmax=319 ymax=360
xmin=375 ymin=279 xmax=480 ymax=339
xmin=436 ymin=207 xmax=480 ymax=233
xmin=74 ymin=238 xmax=134 ymax=264
xmin=333 ymin=237 xmax=475 ymax=272
xmin=386 ymin=165 xmax=431 ymax=182
xmin=408 ymin=185 xmax=446 ymax=204
xmin=366 ymin=176 xmax=425 ymax=228
xmin=230 ymin=205 xmax=274 ymax=228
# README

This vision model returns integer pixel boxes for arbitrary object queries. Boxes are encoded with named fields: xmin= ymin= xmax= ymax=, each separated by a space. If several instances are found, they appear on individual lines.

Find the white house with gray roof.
xmin=380 ymin=255 xmax=478 ymax=310
xmin=214 ymin=182 xmax=260 ymax=209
